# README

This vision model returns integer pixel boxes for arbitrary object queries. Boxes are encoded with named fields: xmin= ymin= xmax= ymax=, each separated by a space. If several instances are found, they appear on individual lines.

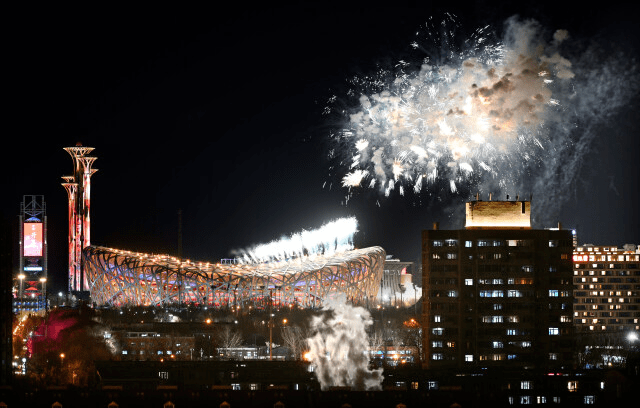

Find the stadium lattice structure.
xmin=83 ymin=246 xmax=385 ymax=308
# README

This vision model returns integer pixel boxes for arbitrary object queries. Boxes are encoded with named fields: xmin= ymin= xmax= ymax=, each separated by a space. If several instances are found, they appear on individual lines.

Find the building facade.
xmin=573 ymin=244 xmax=640 ymax=333
xmin=422 ymin=199 xmax=574 ymax=370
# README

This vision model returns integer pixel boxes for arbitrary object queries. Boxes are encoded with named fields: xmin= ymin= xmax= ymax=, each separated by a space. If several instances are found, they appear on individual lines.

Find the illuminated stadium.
xmin=83 ymin=245 xmax=386 ymax=308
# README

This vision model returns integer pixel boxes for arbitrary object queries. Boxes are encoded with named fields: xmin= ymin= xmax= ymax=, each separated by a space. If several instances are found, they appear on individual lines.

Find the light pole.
xmin=18 ymin=274 xmax=25 ymax=313
xmin=40 ymin=277 xmax=47 ymax=311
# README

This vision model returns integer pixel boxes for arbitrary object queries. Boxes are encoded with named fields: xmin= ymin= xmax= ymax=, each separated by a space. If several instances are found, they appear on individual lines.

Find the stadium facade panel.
xmin=83 ymin=246 xmax=386 ymax=308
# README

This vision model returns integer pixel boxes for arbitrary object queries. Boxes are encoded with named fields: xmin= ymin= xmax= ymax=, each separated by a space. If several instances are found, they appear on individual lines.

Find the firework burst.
xmin=331 ymin=15 xmax=576 ymax=199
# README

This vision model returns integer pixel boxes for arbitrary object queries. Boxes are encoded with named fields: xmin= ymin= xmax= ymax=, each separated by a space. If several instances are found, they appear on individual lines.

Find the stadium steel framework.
xmin=83 ymin=246 xmax=386 ymax=308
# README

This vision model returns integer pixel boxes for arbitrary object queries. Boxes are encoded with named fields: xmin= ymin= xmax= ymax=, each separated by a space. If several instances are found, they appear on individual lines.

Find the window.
xmin=567 ymin=381 xmax=578 ymax=392
xmin=465 ymin=354 xmax=473 ymax=362
xmin=159 ymin=371 xmax=169 ymax=380
xmin=434 ymin=315 xmax=441 ymax=322
xmin=549 ymin=290 xmax=559 ymax=297
xmin=432 ymin=341 xmax=442 ymax=348
xmin=411 ymin=382 xmax=419 ymax=390
xmin=507 ymin=290 xmax=522 ymax=297
xmin=549 ymin=327 xmax=559 ymax=335
xmin=432 ymin=353 xmax=443 ymax=360
xmin=465 ymin=241 xmax=473 ymax=248
xmin=493 ymin=341 xmax=503 ymax=349
xmin=250 ymin=383 xmax=258 ymax=390
xmin=520 ymin=396 xmax=531 ymax=404
xmin=122 ymin=350 xmax=128 ymax=355
xmin=432 ymin=328 xmax=443 ymax=335
xmin=231 ymin=384 xmax=241 ymax=390
xmin=521 ymin=381 xmax=532 ymax=390
xmin=432 ymin=240 xmax=443 ymax=247
xmin=549 ymin=353 xmax=558 ymax=360
xmin=584 ymin=396 xmax=595 ymax=405
xmin=446 ymin=253 xmax=457 ymax=260
xmin=465 ymin=279 xmax=473 ymax=286
xmin=427 ymin=381 xmax=438 ymax=390
xmin=448 ymin=290 xmax=458 ymax=297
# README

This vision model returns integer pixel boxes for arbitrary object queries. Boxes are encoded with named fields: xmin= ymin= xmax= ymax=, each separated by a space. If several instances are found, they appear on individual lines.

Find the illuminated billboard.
xmin=24 ymin=222 xmax=43 ymax=257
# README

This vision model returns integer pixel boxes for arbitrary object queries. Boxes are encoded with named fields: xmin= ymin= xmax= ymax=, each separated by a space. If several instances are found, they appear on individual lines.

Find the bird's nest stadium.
xmin=83 ymin=246 xmax=386 ymax=308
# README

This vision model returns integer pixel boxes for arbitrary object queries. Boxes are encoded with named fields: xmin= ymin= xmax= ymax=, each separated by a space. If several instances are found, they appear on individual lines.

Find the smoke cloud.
xmin=306 ymin=293 xmax=384 ymax=390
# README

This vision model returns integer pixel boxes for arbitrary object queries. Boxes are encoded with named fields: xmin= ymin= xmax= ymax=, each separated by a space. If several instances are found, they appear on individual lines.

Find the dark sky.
xmin=4 ymin=1 xmax=639 ymax=292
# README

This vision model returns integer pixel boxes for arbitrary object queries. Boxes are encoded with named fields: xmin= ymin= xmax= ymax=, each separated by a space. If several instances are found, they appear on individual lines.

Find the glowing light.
xmin=233 ymin=217 xmax=358 ymax=264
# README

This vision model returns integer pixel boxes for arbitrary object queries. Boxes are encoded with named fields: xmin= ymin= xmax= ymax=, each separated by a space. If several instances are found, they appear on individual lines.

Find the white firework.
xmin=333 ymin=15 xmax=575 ymax=198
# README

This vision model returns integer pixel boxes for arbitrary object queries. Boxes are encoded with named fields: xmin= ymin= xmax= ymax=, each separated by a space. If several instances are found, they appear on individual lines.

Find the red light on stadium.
xmin=23 ymin=223 xmax=43 ymax=257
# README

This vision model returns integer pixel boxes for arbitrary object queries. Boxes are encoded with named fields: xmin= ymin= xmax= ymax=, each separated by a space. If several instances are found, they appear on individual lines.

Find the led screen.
xmin=24 ymin=222 xmax=43 ymax=257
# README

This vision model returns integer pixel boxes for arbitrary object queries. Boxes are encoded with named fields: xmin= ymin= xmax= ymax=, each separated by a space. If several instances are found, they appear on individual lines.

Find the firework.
xmin=335 ymin=15 xmax=575 ymax=197
xmin=232 ymin=217 xmax=358 ymax=263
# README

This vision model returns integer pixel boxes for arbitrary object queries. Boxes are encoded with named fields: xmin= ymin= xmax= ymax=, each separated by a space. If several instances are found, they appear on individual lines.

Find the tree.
xmin=281 ymin=325 xmax=305 ymax=360
xmin=216 ymin=325 xmax=243 ymax=359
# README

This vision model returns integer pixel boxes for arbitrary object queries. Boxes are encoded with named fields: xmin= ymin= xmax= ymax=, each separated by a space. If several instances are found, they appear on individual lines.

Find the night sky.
xmin=4 ymin=1 xmax=639 ymax=293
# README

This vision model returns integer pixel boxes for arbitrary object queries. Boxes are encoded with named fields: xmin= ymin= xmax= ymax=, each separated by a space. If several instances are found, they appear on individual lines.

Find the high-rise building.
xmin=422 ymin=199 xmax=574 ymax=370
xmin=15 ymin=195 xmax=48 ymax=313
xmin=573 ymin=244 xmax=640 ymax=333
xmin=61 ymin=143 xmax=97 ymax=292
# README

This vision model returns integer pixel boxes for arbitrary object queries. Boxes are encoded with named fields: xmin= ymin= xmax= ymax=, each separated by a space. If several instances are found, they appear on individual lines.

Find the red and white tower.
xmin=62 ymin=143 xmax=97 ymax=292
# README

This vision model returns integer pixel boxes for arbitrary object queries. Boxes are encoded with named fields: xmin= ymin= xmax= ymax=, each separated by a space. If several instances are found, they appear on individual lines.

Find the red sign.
xmin=24 ymin=223 xmax=43 ymax=257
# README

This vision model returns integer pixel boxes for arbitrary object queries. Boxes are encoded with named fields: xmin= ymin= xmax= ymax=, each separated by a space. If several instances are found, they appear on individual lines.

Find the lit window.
xmin=432 ymin=341 xmax=443 ymax=348
xmin=465 ymin=354 xmax=473 ymax=362
xmin=432 ymin=240 xmax=443 ymax=247
xmin=584 ymin=396 xmax=595 ymax=404
xmin=432 ymin=353 xmax=443 ymax=360
xmin=465 ymin=241 xmax=472 ymax=247
xmin=549 ymin=327 xmax=559 ymax=335
xmin=520 ymin=396 xmax=531 ymax=404
xmin=549 ymin=290 xmax=559 ymax=297
xmin=432 ymin=328 xmax=443 ymax=335
xmin=434 ymin=315 xmax=441 ymax=322
xmin=427 ymin=381 xmax=438 ymax=390
xmin=521 ymin=380 xmax=532 ymax=390
xmin=549 ymin=353 xmax=558 ymax=360
xmin=231 ymin=384 xmax=240 ymax=390
xmin=448 ymin=290 xmax=458 ymax=297
xmin=567 ymin=381 xmax=578 ymax=392
xmin=493 ymin=341 xmax=503 ymax=349
xmin=465 ymin=279 xmax=473 ymax=286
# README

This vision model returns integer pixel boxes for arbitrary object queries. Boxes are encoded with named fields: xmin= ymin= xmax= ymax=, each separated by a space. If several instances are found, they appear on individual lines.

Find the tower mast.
xmin=62 ymin=143 xmax=97 ymax=292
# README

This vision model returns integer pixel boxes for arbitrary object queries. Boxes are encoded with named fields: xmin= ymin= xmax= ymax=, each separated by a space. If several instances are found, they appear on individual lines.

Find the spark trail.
xmin=232 ymin=217 xmax=357 ymax=264
xmin=328 ymin=14 xmax=639 ymax=225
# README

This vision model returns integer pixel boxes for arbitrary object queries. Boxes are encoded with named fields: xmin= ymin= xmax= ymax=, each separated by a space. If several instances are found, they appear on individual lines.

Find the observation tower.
xmin=62 ymin=143 xmax=97 ymax=292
